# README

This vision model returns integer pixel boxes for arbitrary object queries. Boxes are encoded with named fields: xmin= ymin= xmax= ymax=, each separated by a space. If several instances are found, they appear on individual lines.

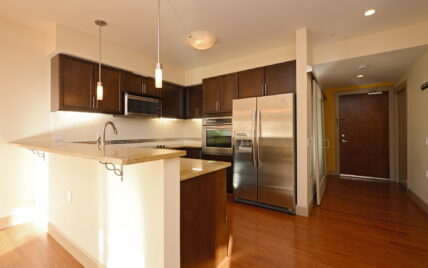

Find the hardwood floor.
xmin=226 ymin=176 xmax=428 ymax=268
xmin=0 ymin=223 xmax=82 ymax=267
xmin=1 ymin=176 xmax=427 ymax=267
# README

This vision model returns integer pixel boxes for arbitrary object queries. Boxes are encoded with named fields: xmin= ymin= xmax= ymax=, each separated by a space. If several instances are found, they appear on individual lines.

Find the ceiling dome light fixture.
xmin=95 ymin=19 xmax=107 ymax=101
xmin=364 ymin=9 xmax=376 ymax=16
xmin=155 ymin=0 xmax=162 ymax=88
xmin=187 ymin=31 xmax=217 ymax=50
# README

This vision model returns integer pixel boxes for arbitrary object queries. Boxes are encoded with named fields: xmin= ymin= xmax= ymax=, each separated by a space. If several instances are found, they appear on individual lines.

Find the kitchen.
xmin=1 ymin=1 xmax=428 ymax=268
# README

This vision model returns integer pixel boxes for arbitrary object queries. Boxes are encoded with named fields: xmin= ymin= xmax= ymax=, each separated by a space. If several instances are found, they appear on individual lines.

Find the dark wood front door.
xmin=339 ymin=92 xmax=390 ymax=179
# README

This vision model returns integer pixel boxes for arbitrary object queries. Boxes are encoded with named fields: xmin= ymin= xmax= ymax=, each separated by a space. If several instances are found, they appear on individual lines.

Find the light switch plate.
xmin=425 ymin=136 xmax=428 ymax=146
xmin=426 ymin=170 xmax=428 ymax=180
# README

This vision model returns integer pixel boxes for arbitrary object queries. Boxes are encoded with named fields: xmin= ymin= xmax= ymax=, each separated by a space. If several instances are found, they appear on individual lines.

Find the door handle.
xmin=252 ymin=110 xmax=257 ymax=167
xmin=256 ymin=109 xmax=261 ymax=165
xmin=341 ymin=139 xmax=349 ymax=143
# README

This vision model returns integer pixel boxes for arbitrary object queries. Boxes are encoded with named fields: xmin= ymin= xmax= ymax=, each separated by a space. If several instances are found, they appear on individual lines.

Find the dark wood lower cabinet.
xmin=202 ymin=154 xmax=233 ymax=194
xmin=181 ymin=169 xmax=230 ymax=268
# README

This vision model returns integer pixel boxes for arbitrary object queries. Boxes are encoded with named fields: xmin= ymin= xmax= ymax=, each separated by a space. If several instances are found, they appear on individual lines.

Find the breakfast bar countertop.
xmin=180 ymin=158 xmax=231 ymax=181
xmin=10 ymin=135 xmax=186 ymax=165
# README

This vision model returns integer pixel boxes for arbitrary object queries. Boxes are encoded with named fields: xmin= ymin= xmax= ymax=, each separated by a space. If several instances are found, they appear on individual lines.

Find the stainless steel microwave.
xmin=202 ymin=117 xmax=233 ymax=155
xmin=123 ymin=92 xmax=161 ymax=118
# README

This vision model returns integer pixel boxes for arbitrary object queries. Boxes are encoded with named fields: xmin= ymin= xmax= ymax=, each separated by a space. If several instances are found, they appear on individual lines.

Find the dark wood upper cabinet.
xmin=238 ymin=67 xmax=265 ymax=99
xmin=161 ymin=83 xmax=184 ymax=118
xmin=185 ymin=85 xmax=202 ymax=119
xmin=265 ymin=61 xmax=296 ymax=95
xmin=95 ymin=66 xmax=121 ymax=114
xmin=121 ymin=71 xmax=143 ymax=95
xmin=52 ymin=54 xmax=95 ymax=112
xmin=202 ymin=74 xmax=237 ymax=116
xmin=202 ymin=77 xmax=221 ymax=114
xmin=144 ymin=77 xmax=161 ymax=98
xmin=220 ymin=73 xmax=238 ymax=113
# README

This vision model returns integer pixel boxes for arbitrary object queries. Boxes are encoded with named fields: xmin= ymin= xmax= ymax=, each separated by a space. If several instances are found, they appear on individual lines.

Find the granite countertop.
xmin=180 ymin=158 xmax=231 ymax=181
xmin=10 ymin=136 xmax=186 ymax=165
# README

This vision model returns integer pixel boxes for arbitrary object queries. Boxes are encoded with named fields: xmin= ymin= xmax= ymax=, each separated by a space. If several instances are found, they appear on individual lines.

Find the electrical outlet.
xmin=425 ymin=136 xmax=428 ymax=146
xmin=426 ymin=170 xmax=428 ymax=180
xmin=67 ymin=191 xmax=72 ymax=204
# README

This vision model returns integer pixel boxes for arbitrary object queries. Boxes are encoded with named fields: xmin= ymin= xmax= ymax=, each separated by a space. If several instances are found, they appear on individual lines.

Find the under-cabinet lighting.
xmin=364 ymin=9 xmax=376 ymax=16
xmin=192 ymin=168 xmax=203 ymax=172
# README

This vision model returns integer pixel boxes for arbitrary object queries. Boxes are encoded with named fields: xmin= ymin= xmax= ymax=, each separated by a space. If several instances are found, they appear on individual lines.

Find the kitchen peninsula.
xmin=10 ymin=135 xmax=230 ymax=268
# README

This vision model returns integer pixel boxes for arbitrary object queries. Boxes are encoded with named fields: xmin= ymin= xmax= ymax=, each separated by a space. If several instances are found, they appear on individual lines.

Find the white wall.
xmin=398 ymin=50 xmax=428 ymax=205
xmin=0 ymin=17 xmax=51 ymax=220
xmin=48 ymin=154 xmax=180 ymax=268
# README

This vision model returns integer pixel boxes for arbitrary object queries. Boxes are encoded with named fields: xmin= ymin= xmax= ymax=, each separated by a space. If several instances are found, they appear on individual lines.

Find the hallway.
xmin=228 ymin=176 xmax=428 ymax=267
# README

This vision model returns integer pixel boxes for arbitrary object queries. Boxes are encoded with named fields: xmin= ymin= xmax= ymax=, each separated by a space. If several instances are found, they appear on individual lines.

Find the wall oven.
xmin=202 ymin=117 xmax=233 ymax=155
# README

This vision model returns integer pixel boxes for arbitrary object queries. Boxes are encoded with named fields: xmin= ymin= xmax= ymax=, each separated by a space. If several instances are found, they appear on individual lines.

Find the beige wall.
xmin=0 ymin=17 xmax=51 ymax=220
xmin=313 ymin=20 xmax=428 ymax=66
xmin=185 ymin=44 xmax=296 ymax=85
xmin=398 ymin=50 xmax=428 ymax=205
xmin=53 ymin=24 xmax=186 ymax=86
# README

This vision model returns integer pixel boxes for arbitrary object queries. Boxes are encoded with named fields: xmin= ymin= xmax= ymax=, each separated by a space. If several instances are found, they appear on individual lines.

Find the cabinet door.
xmin=144 ymin=77 xmax=161 ymax=97
xmin=202 ymin=77 xmax=221 ymax=114
xmin=185 ymin=85 xmax=202 ymax=118
xmin=58 ymin=55 xmax=95 ymax=111
xmin=265 ymin=61 xmax=296 ymax=95
xmin=238 ymin=67 xmax=264 ymax=99
xmin=161 ymin=83 xmax=183 ymax=118
xmin=219 ymin=73 xmax=238 ymax=113
xmin=95 ymin=66 xmax=121 ymax=114
xmin=121 ymin=71 xmax=143 ymax=95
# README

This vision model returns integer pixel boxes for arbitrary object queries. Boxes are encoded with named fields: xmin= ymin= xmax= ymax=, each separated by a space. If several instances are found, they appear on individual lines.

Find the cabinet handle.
xmin=142 ymin=83 xmax=146 ymax=94
xmin=196 ymin=107 xmax=199 ymax=116
xmin=264 ymin=83 xmax=268 ymax=95
xmin=92 ymin=96 xmax=95 ymax=110
xmin=216 ymin=100 xmax=219 ymax=111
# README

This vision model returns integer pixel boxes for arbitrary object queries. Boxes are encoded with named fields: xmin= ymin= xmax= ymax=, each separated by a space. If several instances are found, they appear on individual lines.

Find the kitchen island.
xmin=10 ymin=135 xmax=230 ymax=268
xmin=180 ymin=159 xmax=231 ymax=268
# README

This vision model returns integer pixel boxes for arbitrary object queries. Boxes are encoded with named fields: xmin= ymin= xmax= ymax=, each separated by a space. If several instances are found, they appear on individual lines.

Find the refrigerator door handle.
xmin=252 ymin=110 xmax=257 ymax=167
xmin=256 ymin=109 xmax=261 ymax=166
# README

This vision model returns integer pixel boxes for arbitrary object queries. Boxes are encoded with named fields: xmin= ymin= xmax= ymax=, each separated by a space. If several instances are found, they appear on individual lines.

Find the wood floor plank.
xmin=226 ymin=176 xmax=428 ymax=268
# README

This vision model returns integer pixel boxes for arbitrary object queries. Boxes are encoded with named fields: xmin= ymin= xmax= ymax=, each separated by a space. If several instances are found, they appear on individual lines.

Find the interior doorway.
xmin=337 ymin=91 xmax=390 ymax=180
xmin=395 ymin=85 xmax=407 ymax=187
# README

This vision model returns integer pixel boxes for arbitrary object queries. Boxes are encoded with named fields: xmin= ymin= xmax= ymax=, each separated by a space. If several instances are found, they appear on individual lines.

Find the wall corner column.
xmin=295 ymin=28 xmax=313 ymax=217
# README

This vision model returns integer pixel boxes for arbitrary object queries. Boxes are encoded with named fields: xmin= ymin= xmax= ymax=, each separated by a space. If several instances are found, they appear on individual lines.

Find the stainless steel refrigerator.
xmin=233 ymin=93 xmax=295 ymax=213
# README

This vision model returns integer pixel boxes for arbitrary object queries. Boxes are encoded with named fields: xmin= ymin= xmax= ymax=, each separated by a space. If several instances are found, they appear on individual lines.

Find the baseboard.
xmin=48 ymin=222 xmax=105 ymax=268
xmin=407 ymin=188 xmax=428 ymax=215
xmin=296 ymin=204 xmax=310 ymax=217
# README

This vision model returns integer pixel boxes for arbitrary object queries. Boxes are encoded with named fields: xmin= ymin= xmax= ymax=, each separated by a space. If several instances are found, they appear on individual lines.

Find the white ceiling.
xmin=1 ymin=0 xmax=428 ymax=70
xmin=313 ymin=45 xmax=428 ymax=89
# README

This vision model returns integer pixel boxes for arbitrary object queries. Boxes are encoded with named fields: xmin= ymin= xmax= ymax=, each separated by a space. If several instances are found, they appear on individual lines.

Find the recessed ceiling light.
xmin=364 ymin=9 xmax=376 ymax=16
xmin=356 ymin=74 xmax=364 ymax=78
xmin=187 ymin=31 xmax=217 ymax=50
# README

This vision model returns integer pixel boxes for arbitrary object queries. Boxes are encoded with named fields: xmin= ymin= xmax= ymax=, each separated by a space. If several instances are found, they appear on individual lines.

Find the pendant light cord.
xmin=157 ymin=0 xmax=160 ymax=64
xmin=99 ymin=24 xmax=102 ymax=81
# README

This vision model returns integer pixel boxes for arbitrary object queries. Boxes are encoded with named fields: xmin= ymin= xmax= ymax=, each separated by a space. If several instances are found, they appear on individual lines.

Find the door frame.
xmin=393 ymin=81 xmax=407 ymax=187
xmin=334 ymin=87 xmax=396 ymax=181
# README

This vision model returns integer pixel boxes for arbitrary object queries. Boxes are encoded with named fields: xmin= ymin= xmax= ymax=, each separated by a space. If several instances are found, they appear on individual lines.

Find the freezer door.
xmin=257 ymin=94 xmax=295 ymax=209
xmin=233 ymin=98 xmax=257 ymax=201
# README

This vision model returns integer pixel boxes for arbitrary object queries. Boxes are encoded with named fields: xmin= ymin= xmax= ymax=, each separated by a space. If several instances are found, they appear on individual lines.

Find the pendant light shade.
xmin=155 ymin=0 xmax=163 ymax=88
xmin=155 ymin=63 xmax=162 ymax=88
xmin=95 ymin=20 xmax=106 ymax=100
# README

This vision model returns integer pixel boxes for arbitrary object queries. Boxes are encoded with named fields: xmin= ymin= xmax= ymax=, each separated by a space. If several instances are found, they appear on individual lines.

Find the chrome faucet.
xmin=98 ymin=121 xmax=118 ymax=146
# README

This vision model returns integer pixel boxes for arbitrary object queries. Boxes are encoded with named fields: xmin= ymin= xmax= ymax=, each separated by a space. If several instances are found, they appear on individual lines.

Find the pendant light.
xmin=95 ymin=19 xmax=107 ymax=100
xmin=155 ymin=0 xmax=162 ymax=88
